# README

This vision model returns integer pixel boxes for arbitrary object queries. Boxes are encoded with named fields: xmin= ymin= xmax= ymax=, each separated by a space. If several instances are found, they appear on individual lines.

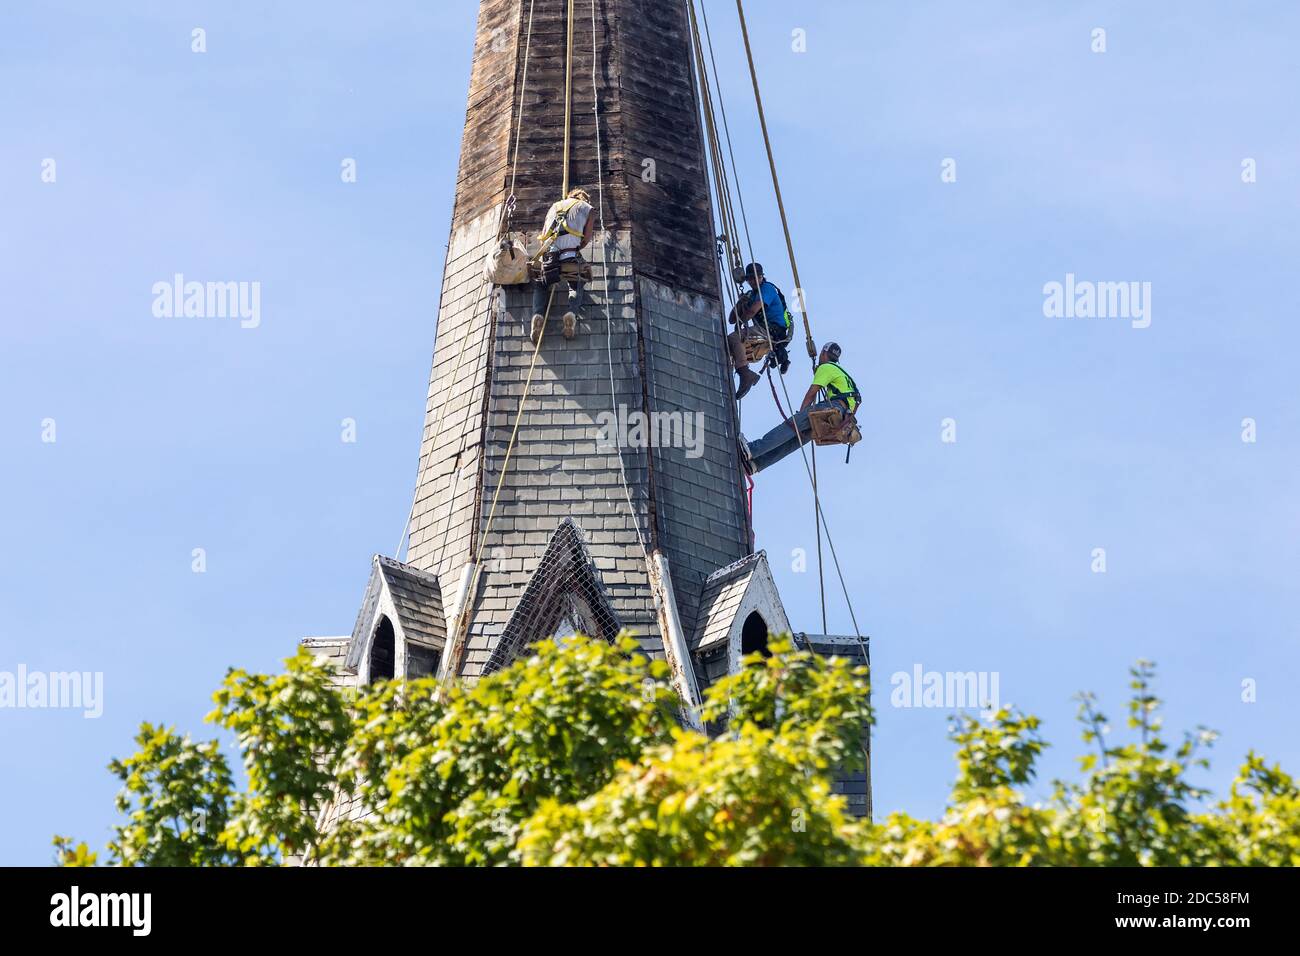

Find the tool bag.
xmin=484 ymin=237 xmax=532 ymax=285
xmin=807 ymin=406 xmax=862 ymax=447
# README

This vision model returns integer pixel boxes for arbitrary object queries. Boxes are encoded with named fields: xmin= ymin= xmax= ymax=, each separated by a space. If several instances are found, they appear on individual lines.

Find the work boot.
xmin=735 ymin=367 xmax=760 ymax=400
xmin=773 ymin=346 xmax=791 ymax=375
xmin=562 ymin=311 xmax=577 ymax=340
xmin=530 ymin=313 xmax=545 ymax=345
xmin=738 ymin=435 xmax=755 ymax=476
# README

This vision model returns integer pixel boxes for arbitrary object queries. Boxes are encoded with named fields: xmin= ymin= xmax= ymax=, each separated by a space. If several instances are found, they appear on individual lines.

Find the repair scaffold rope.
xmin=395 ymin=0 xmax=542 ymax=564
xmin=441 ymin=0 xmax=649 ymax=689
xmin=590 ymin=0 xmax=651 ymax=564
xmin=690 ymin=0 xmax=864 ymax=644
xmin=415 ymin=0 xmax=863 ymax=688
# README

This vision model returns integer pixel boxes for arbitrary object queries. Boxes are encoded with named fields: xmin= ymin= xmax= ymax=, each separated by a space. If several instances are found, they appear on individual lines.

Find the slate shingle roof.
xmin=797 ymin=632 xmax=870 ymax=665
xmin=689 ymin=552 xmax=764 ymax=653
xmin=376 ymin=556 xmax=446 ymax=650
xmin=344 ymin=555 xmax=447 ymax=671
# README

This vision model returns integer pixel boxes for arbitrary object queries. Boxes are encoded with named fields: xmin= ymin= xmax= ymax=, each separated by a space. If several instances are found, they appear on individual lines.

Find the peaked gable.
xmin=482 ymin=518 xmax=622 ymax=674
xmin=345 ymin=555 xmax=446 ymax=674
xmin=688 ymin=551 xmax=792 ymax=697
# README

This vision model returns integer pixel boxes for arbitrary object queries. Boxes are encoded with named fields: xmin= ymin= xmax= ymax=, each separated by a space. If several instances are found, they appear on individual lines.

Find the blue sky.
xmin=2 ymin=1 xmax=1297 ymax=864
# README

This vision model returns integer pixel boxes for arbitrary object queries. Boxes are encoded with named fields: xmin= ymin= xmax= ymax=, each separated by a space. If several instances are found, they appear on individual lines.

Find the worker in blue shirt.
xmin=726 ymin=262 xmax=793 ymax=400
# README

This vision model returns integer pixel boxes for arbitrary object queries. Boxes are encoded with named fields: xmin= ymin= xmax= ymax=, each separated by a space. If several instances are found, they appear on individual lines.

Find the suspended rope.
xmin=590 ymin=0 xmax=650 ymax=562
xmin=689 ymin=7 xmax=742 ymax=277
xmin=687 ymin=0 xmax=752 ymax=479
xmin=689 ymin=0 xmax=863 ymax=643
xmin=734 ymin=0 xmax=814 ymax=365
xmin=396 ymin=0 xmax=541 ymax=562
xmin=729 ymin=0 xmax=829 ymax=633
xmin=689 ymin=0 xmax=828 ymax=629
xmin=507 ymin=0 xmax=539 ymax=212
xmin=562 ymin=0 xmax=576 ymax=194
xmin=699 ymin=0 xmax=755 ymax=260
xmin=444 ymin=0 xmax=629 ymax=687
xmin=439 ymin=284 xmax=559 ymax=690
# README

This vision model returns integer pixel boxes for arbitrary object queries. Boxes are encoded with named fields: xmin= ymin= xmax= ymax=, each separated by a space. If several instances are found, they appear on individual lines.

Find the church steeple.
xmin=404 ymin=0 xmax=752 ymax=683
xmin=302 ymin=0 xmax=869 ymax=818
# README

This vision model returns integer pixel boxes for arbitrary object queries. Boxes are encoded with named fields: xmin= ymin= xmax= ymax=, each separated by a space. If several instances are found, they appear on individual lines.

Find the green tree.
xmin=860 ymin=662 xmax=1300 ymax=866
xmin=55 ymin=724 xmax=233 ymax=868
xmin=207 ymin=649 xmax=355 ymax=864
xmin=518 ymin=638 xmax=871 ymax=865
xmin=58 ymin=637 xmax=1299 ymax=867
xmin=324 ymin=634 xmax=679 ymax=865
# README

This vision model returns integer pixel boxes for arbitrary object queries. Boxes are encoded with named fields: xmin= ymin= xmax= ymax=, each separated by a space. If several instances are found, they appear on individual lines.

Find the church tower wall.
xmin=405 ymin=0 xmax=751 ymax=669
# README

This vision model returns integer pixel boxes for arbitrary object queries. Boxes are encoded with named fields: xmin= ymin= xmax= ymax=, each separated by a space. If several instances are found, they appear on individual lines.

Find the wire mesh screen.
xmin=481 ymin=518 xmax=623 ymax=674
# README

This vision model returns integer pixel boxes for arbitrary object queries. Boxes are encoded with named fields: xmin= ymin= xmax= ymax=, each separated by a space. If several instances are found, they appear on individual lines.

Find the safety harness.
xmin=771 ymin=283 xmax=795 ymax=334
xmin=819 ymin=361 xmax=861 ymax=411
xmin=738 ymin=281 xmax=794 ymax=372
xmin=537 ymin=197 xmax=587 ymax=248
xmin=817 ymin=361 xmax=862 ymax=463
xmin=742 ymin=281 xmax=793 ymax=339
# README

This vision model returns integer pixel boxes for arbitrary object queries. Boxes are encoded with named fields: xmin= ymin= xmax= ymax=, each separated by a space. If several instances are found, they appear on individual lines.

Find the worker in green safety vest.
xmin=741 ymin=341 xmax=861 ymax=475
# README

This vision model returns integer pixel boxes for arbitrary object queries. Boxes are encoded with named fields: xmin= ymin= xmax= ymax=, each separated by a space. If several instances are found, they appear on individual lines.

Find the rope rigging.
xmin=689 ymin=0 xmax=863 ymax=643
xmin=396 ymin=0 xmax=541 ymax=562
xmin=690 ymin=0 xmax=825 ymax=633
xmin=412 ymin=0 xmax=864 ymax=688
xmin=440 ymin=0 xmax=648 ymax=688
xmin=589 ymin=0 xmax=650 ymax=566
xmin=698 ymin=9 xmax=869 ymax=812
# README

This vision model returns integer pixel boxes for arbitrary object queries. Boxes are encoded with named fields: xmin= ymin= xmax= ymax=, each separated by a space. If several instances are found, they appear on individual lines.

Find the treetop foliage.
xmin=55 ymin=637 xmax=1299 ymax=867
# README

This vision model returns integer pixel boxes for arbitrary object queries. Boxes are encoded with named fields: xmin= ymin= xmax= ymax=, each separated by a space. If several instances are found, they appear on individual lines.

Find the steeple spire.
xmin=307 ymin=0 xmax=870 ymax=820
xmin=405 ymin=0 xmax=750 ymax=678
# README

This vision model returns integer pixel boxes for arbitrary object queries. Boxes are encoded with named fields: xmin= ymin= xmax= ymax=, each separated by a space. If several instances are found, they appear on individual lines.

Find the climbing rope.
xmin=590 ymin=0 xmax=650 ymax=563
xmin=396 ymin=0 xmax=541 ymax=564
xmin=444 ymin=0 xmax=644 ymax=687
xmin=471 ymin=290 xmax=558 ymax=576
xmin=729 ymin=0 xmax=830 ymax=634
xmin=562 ymin=0 xmax=576 ymax=194
xmin=690 ymin=9 xmax=743 ymax=278
xmin=700 ymin=0 xmax=755 ymax=263
xmin=690 ymin=0 xmax=827 ymax=624
xmin=691 ymin=0 xmax=771 ymax=529
xmin=439 ymin=285 xmax=558 ymax=689
xmin=508 ymin=0 xmax=539 ymax=208
xmin=734 ymin=0 xmax=815 ymax=366
xmin=689 ymin=0 xmax=863 ymax=643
